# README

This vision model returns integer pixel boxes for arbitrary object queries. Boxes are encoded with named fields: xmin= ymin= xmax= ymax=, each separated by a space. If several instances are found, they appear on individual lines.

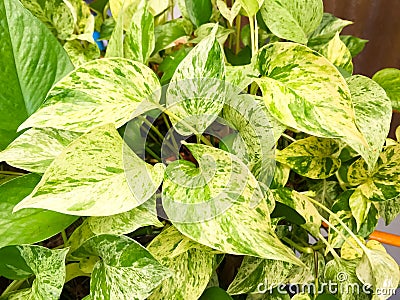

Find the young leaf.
xmin=347 ymin=75 xmax=392 ymax=169
xmin=191 ymin=23 xmax=234 ymax=46
xmin=318 ymin=32 xmax=353 ymax=75
xmin=13 ymin=124 xmax=165 ymax=216
xmin=260 ymin=0 xmax=323 ymax=44
xmin=166 ymin=26 xmax=226 ymax=135
xmin=0 ymin=128 xmax=80 ymax=173
xmin=216 ymin=0 xmax=241 ymax=26
xmin=19 ymin=58 xmax=161 ymax=133
xmin=147 ymin=226 xmax=217 ymax=300
xmin=340 ymin=35 xmax=368 ymax=57
xmin=0 ymin=174 xmax=77 ymax=248
xmin=0 ymin=245 xmax=68 ymax=299
xmin=276 ymin=136 xmax=341 ymax=179
xmin=372 ymin=68 xmax=400 ymax=111
xmin=71 ymin=234 xmax=172 ymax=300
xmin=0 ymin=0 xmax=73 ymax=150
xmin=255 ymin=42 xmax=369 ymax=167
xmin=162 ymin=143 xmax=302 ymax=265
xmin=238 ymin=0 xmax=263 ymax=17
xmin=356 ymin=246 xmax=400 ymax=299
xmin=185 ymin=0 xmax=212 ymax=27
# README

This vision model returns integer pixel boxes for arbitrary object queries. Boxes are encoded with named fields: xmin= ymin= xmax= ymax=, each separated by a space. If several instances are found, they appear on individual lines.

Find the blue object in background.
xmin=93 ymin=31 xmax=105 ymax=51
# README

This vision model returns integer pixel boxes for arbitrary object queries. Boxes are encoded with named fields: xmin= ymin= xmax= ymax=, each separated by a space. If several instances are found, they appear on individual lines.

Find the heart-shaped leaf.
xmin=372 ymin=68 xmax=400 ymax=111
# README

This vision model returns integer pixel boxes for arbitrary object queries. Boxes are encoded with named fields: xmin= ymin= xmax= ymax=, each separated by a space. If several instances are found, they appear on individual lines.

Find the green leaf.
xmin=222 ymin=94 xmax=284 ymax=184
xmin=347 ymin=75 xmax=392 ymax=169
xmin=225 ymin=63 xmax=259 ymax=91
xmin=319 ymin=32 xmax=353 ymax=75
xmin=19 ymin=0 xmax=75 ymax=40
xmin=199 ymin=287 xmax=233 ymax=300
xmin=19 ymin=58 xmax=161 ymax=133
xmin=159 ymin=47 xmax=193 ymax=85
xmin=0 ymin=245 xmax=68 ymax=299
xmin=347 ymin=144 xmax=400 ymax=202
xmin=308 ymin=13 xmax=353 ymax=48
xmin=356 ymin=246 xmax=400 ymax=300
xmin=63 ymin=40 xmax=100 ymax=66
xmin=166 ymin=26 xmax=226 ymax=135
xmin=272 ymin=188 xmax=321 ymax=236
xmin=340 ymin=35 xmax=368 ymax=57
xmin=323 ymin=258 xmax=368 ymax=300
xmin=372 ymin=68 xmax=400 ymax=111
xmin=0 ymin=174 xmax=77 ymax=249
xmin=255 ymin=42 xmax=369 ymax=165
xmin=238 ymin=0 xmax=263 ymax=17
xmin=216 ymin=0 xmax=241 ymax=26
xmin=0 ymin=0 xmax=73 ymax=150
xmin=276 ymin=136 xmax=341 ymax=179
xmin=260 ymin=0 xmax=323 ymax=44
xmin=72 ymin=234 xmax=171 ymax=300
xmin=191 ymin=23 xmax=234 ymax=46
xmin=162 ymin=143 xmax=302 ymax=265
xmin=147 ymin=226 xmax=217 ymax=300
xmin=154 ymin=18 xmax=193 ymax=53
xmin=0 ymin=128 xmax=80 ymax=173
xmin=13 ymin=124 xmax=165 ymax=216
xmin=185 ymin=0 xmax=212 ymax=27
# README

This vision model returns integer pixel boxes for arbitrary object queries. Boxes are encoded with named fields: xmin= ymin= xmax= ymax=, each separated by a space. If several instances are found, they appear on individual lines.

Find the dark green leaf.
xmin=185 ymin=0 xmax=212 ymax=27
xmin=340 ymin=35 xmax=368 ymax=57
xmin=199 ymin=287 xmax=233 ymax=300
xmin=372 ymin=68 xmax=400 ymax=111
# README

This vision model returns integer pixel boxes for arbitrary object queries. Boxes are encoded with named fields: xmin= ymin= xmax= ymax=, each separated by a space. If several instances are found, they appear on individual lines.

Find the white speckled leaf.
xmin=272 ymin=188 xmax=321 ymax=236
xmin=0 ymin=245 xmax=68 ymax=299
xmin=356 ymin=246 xmax=400 ymax=300
xmin=260 ymin=0 xmax=323 ymax=44
xmin=65 ymin=0 xmax=95 ymax=42
xmin=162 ymin=143 xmax=302 ymax=265
xmin=225 ymin=64 xmax=259 ymax=91
xmin=349 ymin=188 xmax=371 ymax=232
xmin=19 ymin=58 xmax=160 ymax=133
xmin=319 ymin=32 xmax=353 ymax=75
xmin=256 ymin=42 xmax=369 ymax=164
xmin=72 ymin=234 xmax=171 ymax=300
xmin=20 ymin=0 xmax=75 ymax=40
xmin=347 ymin=75 xmax=392 ymax=169
xmin=372 ymin=68 xmax=400 ymax=111
xmin=378 ymin=196 xmax=400 ymax=225
xmin=63 ymin=40 xmax=100 ymax=67
xmin=222 ymin=94 xmax=283 ymax=184
xmin=216 ymin=0 xmax=241 ymax=25
xmin=0 ymin=128 xmax=80 ymax=173
xmin=347 ymin=144 xmax=400 ymax=202
xmin=13 ymin=124 xmax=165 ymax=216
xmin=276 ymin=136 xmax=340 ymax=179
xmin=166 ymin=25 xmax=225 ymax=135
xmin=147 ymin=226 xmax=217 ymax=300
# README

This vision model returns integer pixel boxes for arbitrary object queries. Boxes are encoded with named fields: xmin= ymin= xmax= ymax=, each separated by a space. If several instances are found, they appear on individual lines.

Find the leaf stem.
xmin=61 ymin=230 xmax=68 ymax=245
xmin=0 ymin=171 xmax=25 ymax=176
xmin=138 ymin=116 xmax=165 ymax=142
xmin=1 ymin=279 xmax=26 ymax=296
xmin=281 ymin=133 xmax=297 ymax=143
xmin=145 ymin=146 xmax=162 ymax=162
xmin=249 ymin=15 xmax=255 ymax=55
xmin=235 ymin=15 xmax=241 ymax=54
xmin=317 ymin=232 xmax=340 ymax=260
xmin=282 ymin=237 xmax=314 ymax=254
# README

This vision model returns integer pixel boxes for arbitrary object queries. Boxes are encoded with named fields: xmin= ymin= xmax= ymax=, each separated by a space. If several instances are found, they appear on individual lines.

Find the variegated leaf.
xmin=0 ymin=174 xmax=78 ymax=248
xmin=378 ymin=196 xmax=400 ymax=225
xmin=225 ymin=64 xmax=259 ymax=91
xmin=0 ymin=128 xmax=80 ymax=173
xmin=319 ymin=32 xmax=353 ymax=75
xmin=0 ymin=245 xmax=68 ymax=299
xmin=308 ymin=13 xmax=353 ymax=48
xmin=349 ymin=188 xmax=371 ymax=232
xmin=308 ymin=180 xmax=342 ymax=219
xmin=13 ymin=124 xmax=165 ymax=216
xmin=260 ymin=0 xmax=323 ymax=44
xmin=63 ymin=40 xmax=100 ymax=66
xmin=190 ymin=23 xmax=234 ymax=46
xmin=340 ymin=35 xmax=368 ymax=58
xmin=372 ymin=68 xmax=400 ymax=111
xmin=147 ymin=226 xmax=217 ymax=300
xmin=347 ymin=144 xmax=400 ymax=202
xmin=272 ymin=188 xmax=321 ymax=236
xmin=348 ymin=75 xmax=392 ymax=169
xmin=216 ymin=0 xmax=241 ymax=25
xmin=20 ymin=0 xmax=75 ymax=40
xmin=162 ymin=143 xmax=302 ymax=265
xmin=276 ymin=136 xmax=340 ymax=179
xmin=356 ymin=244 xmax=400 ymax=300
xmin=222 ymin=94 xmax=284 ymax=185
xmin=71 ymin=234 xmax=171 ymax=300
xmin=19 ymin=58 xmax=160 ymax=133
xmin=65 ymin=0 xmax=95 ymax=42
xmin=166 ymin=25 xmax=226 ymax=136
xmin=255 ymin=43 xmax=369 ymax=166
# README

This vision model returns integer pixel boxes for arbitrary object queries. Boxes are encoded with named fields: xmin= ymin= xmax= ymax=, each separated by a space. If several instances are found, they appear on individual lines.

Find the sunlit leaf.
xmin=372 ymin=68 xmax=400 ymax=111
xmin=319 ymin=32 xmax=353 ymax=75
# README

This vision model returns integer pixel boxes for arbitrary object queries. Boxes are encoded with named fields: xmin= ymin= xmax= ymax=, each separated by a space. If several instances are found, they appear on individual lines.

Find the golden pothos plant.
xmin=0 ymin=0 xmax=399 ymax=299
